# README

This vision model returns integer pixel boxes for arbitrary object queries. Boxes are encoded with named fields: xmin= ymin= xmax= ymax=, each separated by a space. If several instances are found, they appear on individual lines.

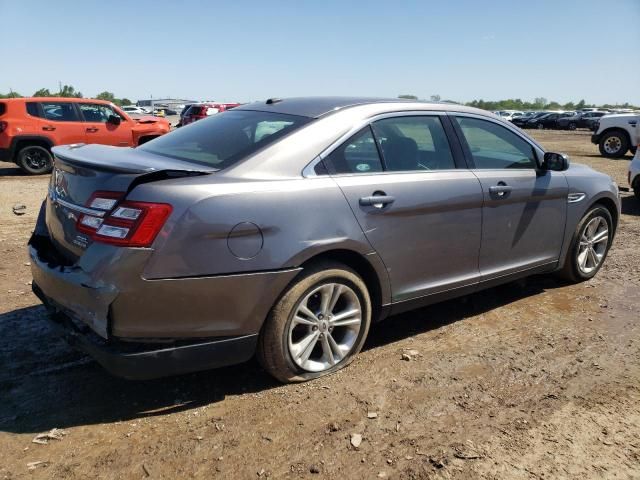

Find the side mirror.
xmin=107 ymin=114 xmax=121 ymax=125
xmin=542 ymin=152 xmax=569 ymax=171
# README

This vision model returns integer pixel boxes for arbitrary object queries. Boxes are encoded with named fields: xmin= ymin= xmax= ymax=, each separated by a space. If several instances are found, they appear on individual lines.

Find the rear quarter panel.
xmin=129 ymin=175 xmax=390 ymax=304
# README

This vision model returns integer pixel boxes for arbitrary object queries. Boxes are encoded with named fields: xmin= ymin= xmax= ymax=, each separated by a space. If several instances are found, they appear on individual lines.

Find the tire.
xmin=537 ymin=123 xmax=544 ymax=130
xmin=257 ymin=262 xmax=372 ymax=383
xmin=557 ymin=205 xmax=614 ymax=283
xmin=16 ymin=145 xmax=53 ymax=174
xmin=568 ymin=122 xmax=577 ymax=131
xmin=633 ymin=178 xmax=640 ymax=201
xmin=598 ymin=130 xmax=629 ymax=158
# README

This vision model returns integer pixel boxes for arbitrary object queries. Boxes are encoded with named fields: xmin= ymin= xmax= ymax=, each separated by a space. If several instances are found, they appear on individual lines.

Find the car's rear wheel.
xmin=633 ymin=178 xmax=640 ymax=201
xmin=257 ymin=262 xmax=371 ymax=383
xmin=598 ymin=130 xmax=629 ymax=158
xmin=17 ymin=145 xmax=53 ymax=175
xmin=568 ymin=122 xmax=577 ymax=131
xmin=557 ymin=205 xmax=613 ymax=282
xmin=537 ymin=123 xmax=544 ymax=130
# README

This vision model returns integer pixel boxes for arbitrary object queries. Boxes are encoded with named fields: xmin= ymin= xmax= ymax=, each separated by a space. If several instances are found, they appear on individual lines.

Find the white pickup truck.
xmin=591 ymin=113 xmax=639 ymax=158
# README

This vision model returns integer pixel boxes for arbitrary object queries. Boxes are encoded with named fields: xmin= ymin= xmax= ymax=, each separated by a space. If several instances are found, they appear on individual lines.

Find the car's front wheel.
xmin=568 ymin=122 xmax=577 ymax=131
xmin=257 ymin=262 xmax=371 ymax=383
xmin=537 ymin=123 xmax=544 ymax=130
xmin=558 ymin=205 xmax=613 ymax=282
xmin=17 ymin=145 xmax=53 ymax=174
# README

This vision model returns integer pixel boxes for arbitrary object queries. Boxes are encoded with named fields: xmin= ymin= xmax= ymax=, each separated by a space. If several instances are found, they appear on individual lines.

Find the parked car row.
xmin=176 ymin=102 xmax=241 ymax=127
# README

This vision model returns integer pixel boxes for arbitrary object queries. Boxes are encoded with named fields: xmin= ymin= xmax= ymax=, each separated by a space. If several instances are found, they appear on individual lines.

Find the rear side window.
xmin=454 ymin=116 xmax=537 ymax=169
xmin=326 ymin=127 xmax=383 ymax=174
xmin=139 ymin=110 xmax=310 ymax=170
xmin=0 ymin=103 xmax=5 ymax=116
xmin=26 ymin=102 xmax=39 ymax=117
xmin=41 ymin=102 xmax=79 ymax=122
xmin=372 ymin=116 xmax=455 ymax=171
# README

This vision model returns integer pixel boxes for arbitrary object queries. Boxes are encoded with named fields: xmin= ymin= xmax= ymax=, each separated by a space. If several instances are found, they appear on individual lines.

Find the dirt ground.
xmin=0 ymin=130 xmax=638 ymax=479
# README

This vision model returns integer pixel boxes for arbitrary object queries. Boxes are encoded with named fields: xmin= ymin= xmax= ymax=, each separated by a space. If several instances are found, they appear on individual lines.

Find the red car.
xmin=181 ymin=102 xmax=240 ymax=126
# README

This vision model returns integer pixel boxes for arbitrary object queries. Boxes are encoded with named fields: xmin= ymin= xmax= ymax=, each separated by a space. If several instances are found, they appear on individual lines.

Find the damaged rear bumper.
xmin=33 ymin=283 xmax=257 ymax=380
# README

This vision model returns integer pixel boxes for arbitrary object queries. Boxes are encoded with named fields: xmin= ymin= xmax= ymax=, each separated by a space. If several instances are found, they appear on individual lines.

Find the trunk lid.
xmin=47 ymin=144 xmax=214 ymax=261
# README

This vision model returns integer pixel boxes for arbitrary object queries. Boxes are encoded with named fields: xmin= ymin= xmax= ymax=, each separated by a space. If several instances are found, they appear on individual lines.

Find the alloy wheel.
xmin=23 ymin=148 xmax=49 ymax=170
xmin=287 ymin=282 xmax=362 ymax=372
xmin=577 ymin=216 xmax=609 ymax=274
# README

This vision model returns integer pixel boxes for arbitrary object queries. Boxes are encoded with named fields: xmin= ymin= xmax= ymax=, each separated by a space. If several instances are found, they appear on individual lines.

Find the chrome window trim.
xmin=304 ymin=111 xmax=454 ymax=178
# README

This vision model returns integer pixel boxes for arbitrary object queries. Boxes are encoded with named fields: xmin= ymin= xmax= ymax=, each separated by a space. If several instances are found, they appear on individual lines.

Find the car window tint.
xmin=139 ymin=110 xmax=310 ymax=170
xmin=40 ymin=102 xmax=78 ymax=122
xmin=326 ymin=127 xmax=383 ymax=174
xmin=372 ymin=116 xmax=455 ymax=171
xmin=79 ymin=104 xmax=123 ymax=122
xmin=455 ymin=117 xmax=537 ymax=170
xmin=26 ymin=102 xmax=39 ymax=117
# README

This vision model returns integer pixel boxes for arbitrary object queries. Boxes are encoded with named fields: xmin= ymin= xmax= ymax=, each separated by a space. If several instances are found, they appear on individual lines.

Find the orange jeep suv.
xmin=0 ymin=97 xmax=171 ymax=174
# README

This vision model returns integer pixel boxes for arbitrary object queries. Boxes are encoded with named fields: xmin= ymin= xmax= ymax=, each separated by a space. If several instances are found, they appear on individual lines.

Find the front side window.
xmin=454 ymin=116 xmax=537 ymax=169
xmin=139 ymin=110 xmax=310 ymax=170
xmin=372 ymin=116 xmax=455 ymax=171
xmin=40 ymin=102 xmax=79 ymax=122
xmin=79 ymin=103 xmax=123 ymax=122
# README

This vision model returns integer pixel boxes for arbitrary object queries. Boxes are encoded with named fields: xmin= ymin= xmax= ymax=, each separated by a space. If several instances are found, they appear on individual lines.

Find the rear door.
xmin=451 ymin=115 xmax=568 ymax=280
xmin=78 ymin=102 xmax=132 ymax=146
xmin=325 ymin=114 xmax=484 ymax=304
xmin=36 ymin=101 xmax=86 ymax=145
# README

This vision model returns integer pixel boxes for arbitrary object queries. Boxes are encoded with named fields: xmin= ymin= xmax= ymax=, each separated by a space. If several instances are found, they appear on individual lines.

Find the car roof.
xmin=235 ymin=96 xmax=486 ymax=119
xmin=2 ymin=97 xmax=115 ymax=105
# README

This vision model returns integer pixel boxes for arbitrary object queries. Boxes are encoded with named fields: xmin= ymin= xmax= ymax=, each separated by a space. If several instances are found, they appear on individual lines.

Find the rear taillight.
xmin=0 ymin=121 xmax=7 ymax=133
xmin=77 ymin=191 xmax=172 ymax=247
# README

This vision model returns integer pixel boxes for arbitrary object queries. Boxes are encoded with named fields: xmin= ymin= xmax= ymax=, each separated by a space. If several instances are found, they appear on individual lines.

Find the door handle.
xmin=489 ymin=183 xmax=513 ymax=197
xmin=42 ymin=125 xmax=56 ymax=131
xmin=359 ymin=195 xmax=395 ymax=208
xmin=86 ymin=127 xmax=99 ymax=133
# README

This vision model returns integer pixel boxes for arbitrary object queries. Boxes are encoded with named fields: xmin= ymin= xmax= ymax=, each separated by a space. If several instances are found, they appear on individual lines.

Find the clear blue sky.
xmin=2 ymin=0 xmax=639 ymax=104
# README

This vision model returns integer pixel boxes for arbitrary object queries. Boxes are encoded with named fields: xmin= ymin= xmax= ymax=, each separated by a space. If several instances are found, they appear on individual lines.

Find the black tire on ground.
xmin=557 ymin=205 xmax=614 ymax=283
xmin=257 ymin=261 xmax=372 ymax=383
xmin=16 ymin=145 xmax=53 ymax=174
xmin=634 ymin=178 xmax=640 ymax=201
xmin=537 ymin=123 xmax=544 ymax=130
xmin=598 ymin=130 xmax=629 ymax=158
xmin=568 ymin=122 xmax=577 ymax=131
xmin=137 ymin=135 xmax=158 ymax=146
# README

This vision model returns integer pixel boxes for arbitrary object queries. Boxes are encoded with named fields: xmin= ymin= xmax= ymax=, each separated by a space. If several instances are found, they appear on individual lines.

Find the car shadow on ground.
xmin=0 ymin=276 xmax=563 ymax=434
xmin=621 ymin=194 xmax=640 ymax=216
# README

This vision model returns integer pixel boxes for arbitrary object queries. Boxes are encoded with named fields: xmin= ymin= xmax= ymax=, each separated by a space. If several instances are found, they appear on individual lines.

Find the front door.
xmin=325 ymin=115 xmax=484 ymax=304
xmin=452 ymin=115 xmax=568 ymax=279
xmin=78 ymin=103 xmax=132 ymax=146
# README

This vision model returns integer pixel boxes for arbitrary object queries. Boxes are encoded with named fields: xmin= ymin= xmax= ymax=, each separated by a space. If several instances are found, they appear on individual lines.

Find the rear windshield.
xmin=140 ymin=110 xmax=311 ymax=169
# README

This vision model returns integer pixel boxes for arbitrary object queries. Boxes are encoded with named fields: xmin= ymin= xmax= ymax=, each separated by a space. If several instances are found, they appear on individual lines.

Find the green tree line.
xmin=0 ymin=85 xmax=131 ymax=106
xmin=399 ymin=95 xmax=638 ymax=111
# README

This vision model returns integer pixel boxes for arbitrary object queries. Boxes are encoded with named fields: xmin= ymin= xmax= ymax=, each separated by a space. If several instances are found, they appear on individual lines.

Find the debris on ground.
xmin=32 ymin=428 xmax=67 ymax=445
xmin=12 ymin=204 xmax=27 ymax=215
xmin=27 ymin=460 xmax=49 ymax=470
xmin=367 ymin=411 xmax=378 ymax=419
xmin=350 ymin=433 xmax=363 ymax=449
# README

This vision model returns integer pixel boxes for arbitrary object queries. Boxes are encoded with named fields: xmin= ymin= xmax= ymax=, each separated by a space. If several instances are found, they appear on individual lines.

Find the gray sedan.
xmin=30 ymin=97 xmax=620 ymax=382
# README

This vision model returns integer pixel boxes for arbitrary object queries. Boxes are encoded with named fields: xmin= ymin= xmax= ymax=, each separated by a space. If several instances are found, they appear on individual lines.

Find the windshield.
xmin=140 ymin=110 xmax=311 ymax=169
